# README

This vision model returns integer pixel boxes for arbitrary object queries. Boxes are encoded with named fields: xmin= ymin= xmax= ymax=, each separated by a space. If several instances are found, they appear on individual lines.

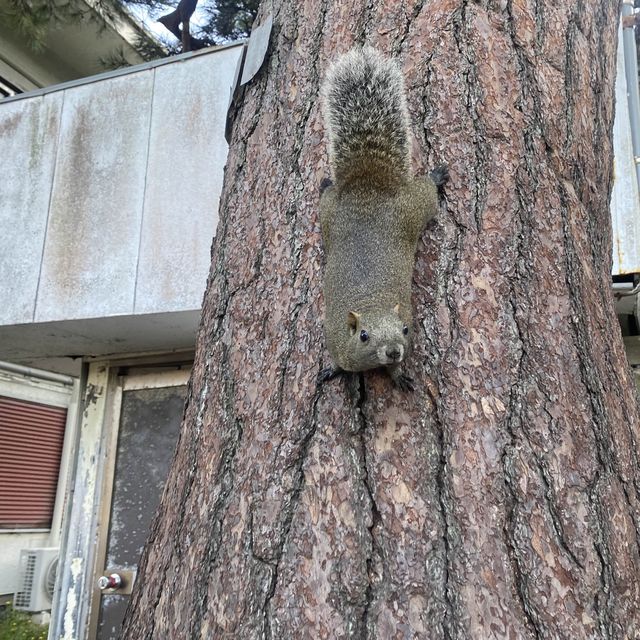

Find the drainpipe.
xmin=622 ymin=0 xmax=640 ymax=192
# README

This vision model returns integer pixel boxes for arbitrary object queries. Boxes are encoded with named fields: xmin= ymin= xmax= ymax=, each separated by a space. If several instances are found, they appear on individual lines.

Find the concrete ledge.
xmin=0 ymin=309 xmax=200 ymax=375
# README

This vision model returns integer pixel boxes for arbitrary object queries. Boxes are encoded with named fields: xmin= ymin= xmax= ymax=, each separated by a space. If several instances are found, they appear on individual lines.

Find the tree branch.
xmin=157 ymin=0 xmax=205 ymax=52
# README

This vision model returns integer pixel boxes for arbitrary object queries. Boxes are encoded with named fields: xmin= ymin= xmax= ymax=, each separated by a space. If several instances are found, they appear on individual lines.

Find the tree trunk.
xmin=122 ymin=1 xmax=640 ymax=638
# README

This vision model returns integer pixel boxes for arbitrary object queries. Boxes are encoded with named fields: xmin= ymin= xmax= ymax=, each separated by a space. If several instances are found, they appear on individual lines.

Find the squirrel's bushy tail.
xmin=322 ymin=47 xmax=411 ymax=184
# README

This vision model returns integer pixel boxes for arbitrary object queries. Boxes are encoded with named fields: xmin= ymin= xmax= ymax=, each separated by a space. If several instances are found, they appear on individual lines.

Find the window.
xmin=0 ymin=396 xmax=67 ymax=529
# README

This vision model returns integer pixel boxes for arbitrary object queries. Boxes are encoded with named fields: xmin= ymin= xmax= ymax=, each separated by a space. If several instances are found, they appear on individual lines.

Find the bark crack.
xmin=500 ymin=2 xmax=597 ymax=634
xmin=429 ymin=190 xmax=462 ymax=637
xmin=355 ymin=374 xmax=380 ymax=639
xmin=354 ymin=0 xmax=376 ymax=45
xmin=261 ymin=382 xmax=323 ymax=638
xmin=561 ymin=6 xmax=579 ymax=155
xmin=433 ymin=178 xmax=462 ymax=640
xmin=189 ymin=353 xmax=245 ymax=639
xmin=502 ymin=428 xmax=544 ymax=640
xmin=589 ymin=472 xmax=615 ymax=640
xmin=396 ymin=0 xmax=428 ymax=56
xmin=451 ymin=0 xmax=488 ymax=233
xmin=259 ymin=6 xmax=352 ymax=633
xmin=557 ymin=182 xmax=615 ymax=639
xmin=433 ymin=390 xmax=454 ymax=640
xmin=273 ymin=281 xmax=310 ymax=426
xmin=501 ymin=293 xmax=543 ymax=640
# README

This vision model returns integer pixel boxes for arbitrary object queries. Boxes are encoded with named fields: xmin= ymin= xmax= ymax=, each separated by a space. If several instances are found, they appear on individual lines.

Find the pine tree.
xmin=0 ymin=0 xmax=258 ymax=62
xmin=121 ymin=1 xmax=640 ymax=637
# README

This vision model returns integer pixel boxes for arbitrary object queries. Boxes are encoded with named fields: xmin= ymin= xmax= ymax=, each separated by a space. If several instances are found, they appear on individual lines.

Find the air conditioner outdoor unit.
xmin=13 ymin=547 xmax=59 ymax=612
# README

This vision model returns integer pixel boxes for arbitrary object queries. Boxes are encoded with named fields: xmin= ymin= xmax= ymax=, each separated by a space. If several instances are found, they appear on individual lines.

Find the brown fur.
xmin=320 ymin=47 xmax=444 ymax=389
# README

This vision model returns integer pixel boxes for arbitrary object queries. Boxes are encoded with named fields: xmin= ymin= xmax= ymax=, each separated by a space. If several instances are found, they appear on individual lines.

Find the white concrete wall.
xmin=0 ymin=44 xmax=243 ymax=328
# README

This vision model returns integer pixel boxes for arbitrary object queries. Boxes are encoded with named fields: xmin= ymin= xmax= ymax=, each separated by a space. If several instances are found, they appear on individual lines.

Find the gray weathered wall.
xmin=0 ymin=44 xmax=242 ymax=327
xmin=611 ymin=25 xmax=640 ymax=275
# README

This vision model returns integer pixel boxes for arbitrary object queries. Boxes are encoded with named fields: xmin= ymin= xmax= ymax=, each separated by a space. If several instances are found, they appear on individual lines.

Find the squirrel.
xmin=318 ymin=46 xmax=447 ymax=392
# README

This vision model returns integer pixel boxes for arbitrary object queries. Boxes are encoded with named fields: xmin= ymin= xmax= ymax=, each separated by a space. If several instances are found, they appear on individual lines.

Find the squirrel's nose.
xmin=386 ymin=347 xmax=401 ymax=361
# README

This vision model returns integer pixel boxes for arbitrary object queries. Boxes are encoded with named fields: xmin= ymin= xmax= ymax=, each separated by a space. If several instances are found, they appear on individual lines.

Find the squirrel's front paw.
xmin=392 ymin=372 xmax=415 ymax=393
xmin=320 ymin=177 xmax=334 ymax=194
xmin=429 ymin=164 xmax=449 ymax=188
xmin=318 ymin=366 xmax=343 ymax=383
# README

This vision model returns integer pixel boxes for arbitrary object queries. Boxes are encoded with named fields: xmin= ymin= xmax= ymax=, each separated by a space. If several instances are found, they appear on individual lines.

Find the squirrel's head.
xmin=344 ymin=305 xmax=411 ymax=371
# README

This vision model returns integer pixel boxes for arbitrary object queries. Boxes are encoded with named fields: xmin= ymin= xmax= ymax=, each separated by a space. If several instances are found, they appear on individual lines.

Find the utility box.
xmin=13 ymin=547 xmax=59 ymax=612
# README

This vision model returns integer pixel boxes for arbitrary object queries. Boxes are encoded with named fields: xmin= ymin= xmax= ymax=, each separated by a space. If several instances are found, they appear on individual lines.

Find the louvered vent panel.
xmin=13 ymin=553 xmax=36 ymax=608
xmin=0 ymin=396 xmax=67 ymax=528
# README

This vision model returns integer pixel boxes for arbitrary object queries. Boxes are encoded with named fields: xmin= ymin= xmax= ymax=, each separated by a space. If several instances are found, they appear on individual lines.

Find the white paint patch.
xmin=62 ymin=557 xmax=83 ymax=640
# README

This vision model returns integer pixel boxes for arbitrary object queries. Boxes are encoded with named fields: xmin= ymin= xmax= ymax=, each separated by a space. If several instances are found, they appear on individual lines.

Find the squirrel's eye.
xmin=360 ymin=330 xmax=369 ymax=342
xmin=402 ymin=325 xmax=409 ymax=335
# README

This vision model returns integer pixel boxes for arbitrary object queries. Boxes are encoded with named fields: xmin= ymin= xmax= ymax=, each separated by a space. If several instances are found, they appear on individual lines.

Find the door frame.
xmin=49 ymin=351 xmax=192 ymax=640
xmin=87 ymin=366 xmax=190 ymax=640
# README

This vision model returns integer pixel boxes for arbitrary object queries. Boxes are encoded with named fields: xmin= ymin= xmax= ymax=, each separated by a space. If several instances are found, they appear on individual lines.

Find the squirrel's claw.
xmin=393 ymin=373 xmax=415 ymax=393
xmin=318 ymin=366 xmax=343 ymax=383
xmin=320 ymin=177 xmax=334 ymax=194
xmin=429 ymin=164 xmax=449 ymax=188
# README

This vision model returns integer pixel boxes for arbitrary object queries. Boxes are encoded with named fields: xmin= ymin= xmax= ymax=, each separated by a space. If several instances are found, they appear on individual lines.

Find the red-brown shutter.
xmin=0 ymin=396 xmax=67 ymax=529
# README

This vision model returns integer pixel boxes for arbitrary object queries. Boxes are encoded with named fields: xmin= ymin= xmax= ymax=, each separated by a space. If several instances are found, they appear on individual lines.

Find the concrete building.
xmin=0 ymin=25 xmax=244 ymax=636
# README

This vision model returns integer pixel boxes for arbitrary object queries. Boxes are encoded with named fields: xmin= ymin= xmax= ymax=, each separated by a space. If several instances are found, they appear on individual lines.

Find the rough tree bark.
xmin=122 ymin=1 xmax=640 ymax=638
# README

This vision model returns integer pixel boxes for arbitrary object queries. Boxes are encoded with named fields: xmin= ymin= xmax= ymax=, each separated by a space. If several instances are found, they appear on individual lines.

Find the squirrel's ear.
xmin=393 ymin=304 xmax=400 ymax=316
xmin=347 ymin=311 xmax=361 ymax=335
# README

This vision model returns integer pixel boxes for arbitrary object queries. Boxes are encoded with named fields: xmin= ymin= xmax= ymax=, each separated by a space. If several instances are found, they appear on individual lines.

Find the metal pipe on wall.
xmin=622 ymin=0 xmax=640 ymax=191
xmin=0 ymin=360 xmax=74 ymax=386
